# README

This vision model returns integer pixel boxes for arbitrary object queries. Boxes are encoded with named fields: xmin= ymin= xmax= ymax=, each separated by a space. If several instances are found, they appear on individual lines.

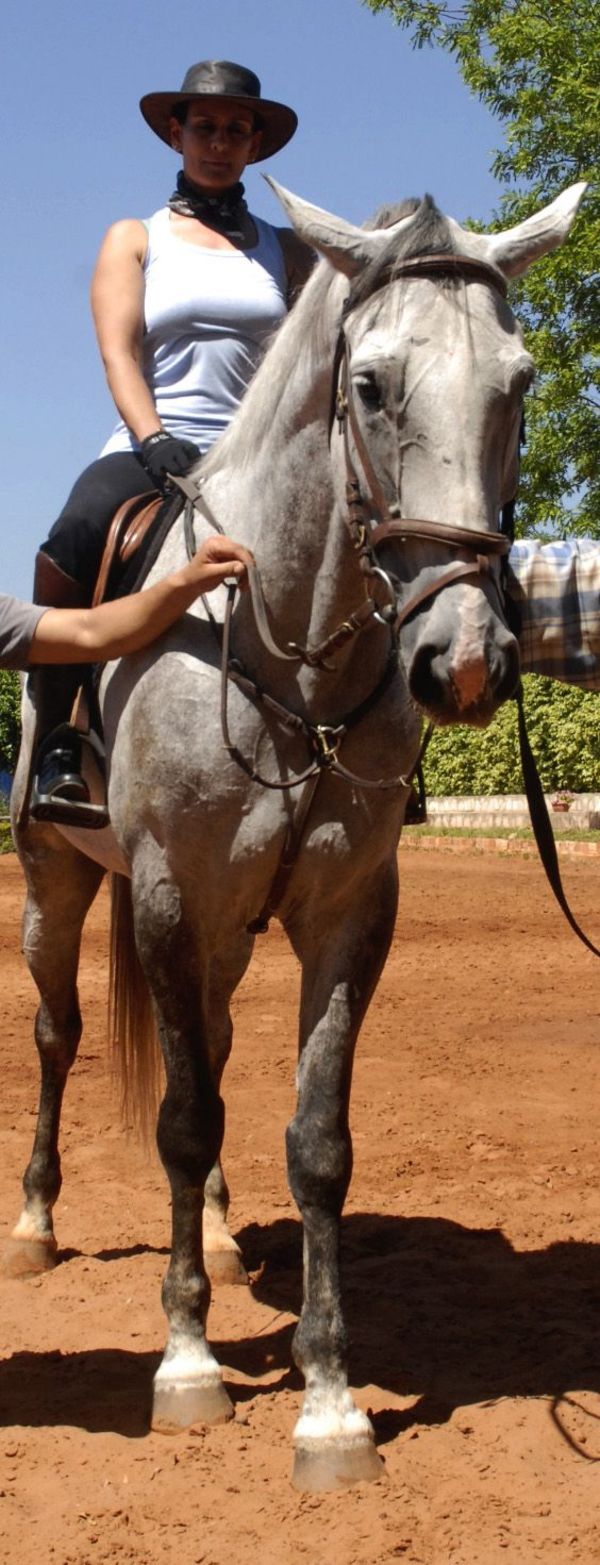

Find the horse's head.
xmin=268 ymin=178 xmax=586 ymax=726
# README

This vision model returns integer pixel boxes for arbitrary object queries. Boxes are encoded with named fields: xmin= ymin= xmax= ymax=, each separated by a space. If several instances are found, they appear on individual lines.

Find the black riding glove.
xmin=139 ymin=432 xmax=201 ymax=492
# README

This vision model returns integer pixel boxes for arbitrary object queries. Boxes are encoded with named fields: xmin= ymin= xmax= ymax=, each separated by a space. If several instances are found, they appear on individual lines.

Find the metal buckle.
xmin=311 ymin=725 xmax=343 ymax=767
xmin=352 ymin=523 xmax=368 ymax=552
xmin=335 ymin=388 xmax=348 ymax=429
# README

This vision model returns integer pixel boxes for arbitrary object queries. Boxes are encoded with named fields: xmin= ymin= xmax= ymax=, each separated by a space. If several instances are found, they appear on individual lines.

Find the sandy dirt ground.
xmin=0 ymin=845 xmax=599 ymax=1565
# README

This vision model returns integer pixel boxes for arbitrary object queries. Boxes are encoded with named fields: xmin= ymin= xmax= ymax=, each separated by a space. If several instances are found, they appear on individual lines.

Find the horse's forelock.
xmin=367 ymin=196 xmax=423 ymax=231
xmin=347 ymin=194 xmax=456 ymax=314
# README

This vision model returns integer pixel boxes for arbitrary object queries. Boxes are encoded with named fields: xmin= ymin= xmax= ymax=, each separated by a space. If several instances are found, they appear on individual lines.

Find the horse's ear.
xmin=483 ymin=183 xmax=588 ymax=278
xmin=264 ymin=177 xmax=418 ymax=278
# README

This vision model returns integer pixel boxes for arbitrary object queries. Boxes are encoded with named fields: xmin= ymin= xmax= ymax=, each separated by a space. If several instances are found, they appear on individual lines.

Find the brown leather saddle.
xmin=69 ymin=490 xmax=170 ymax=743
xmin=91 ymin=490 xmax=164 ymax=607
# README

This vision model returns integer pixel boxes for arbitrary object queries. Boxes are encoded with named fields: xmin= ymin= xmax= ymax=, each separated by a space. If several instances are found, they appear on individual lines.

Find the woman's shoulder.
xmin=95 ymin=211 xmax=176 ymax=272
xmin=96 ymin=216 xmax=151 ymax=263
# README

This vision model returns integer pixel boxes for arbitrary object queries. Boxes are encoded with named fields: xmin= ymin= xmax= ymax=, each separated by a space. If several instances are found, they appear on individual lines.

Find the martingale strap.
xmin=176 ymin=476 xmax=420 ymax=796
xmin=220 ymin=584 xmax=414 ymax=793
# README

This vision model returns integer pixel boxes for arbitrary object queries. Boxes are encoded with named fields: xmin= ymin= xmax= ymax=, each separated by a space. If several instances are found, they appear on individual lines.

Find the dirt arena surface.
xmin=0 ymin=845 xmax=599 ymax=1565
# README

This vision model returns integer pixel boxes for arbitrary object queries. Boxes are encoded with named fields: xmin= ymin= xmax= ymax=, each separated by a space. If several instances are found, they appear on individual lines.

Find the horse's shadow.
xmin=2 ymin=1211 xmax=600 ymax=1446
xmin=220 ymin=1212 xmax=600 ymax=1453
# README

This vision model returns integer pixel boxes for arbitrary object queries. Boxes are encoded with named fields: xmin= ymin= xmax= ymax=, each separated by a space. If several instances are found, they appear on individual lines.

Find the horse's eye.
xmin=354 ymin=373 xmax=382 ymax=412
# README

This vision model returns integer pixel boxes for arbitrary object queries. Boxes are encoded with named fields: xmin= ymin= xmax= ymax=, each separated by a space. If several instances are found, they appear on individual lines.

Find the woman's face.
xmin=170 ymin=100 xmax=262 ymax=190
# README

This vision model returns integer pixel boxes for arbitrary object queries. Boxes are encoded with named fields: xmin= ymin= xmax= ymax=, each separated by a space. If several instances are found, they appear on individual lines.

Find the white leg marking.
xmin=294 ymin=1387 xmax=374 ymax=1447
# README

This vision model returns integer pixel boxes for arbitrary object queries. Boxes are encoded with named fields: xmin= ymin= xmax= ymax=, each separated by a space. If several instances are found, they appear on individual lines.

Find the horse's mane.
xmin=200 ymin=195 xmax=454 ymax=478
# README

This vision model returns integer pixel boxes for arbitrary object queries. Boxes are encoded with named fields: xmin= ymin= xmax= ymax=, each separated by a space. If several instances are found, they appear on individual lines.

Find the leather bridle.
xmin=330 ymin=251 xmax=513 ymax=638
xmin=177 ymin=250 xmax=518 ymax=850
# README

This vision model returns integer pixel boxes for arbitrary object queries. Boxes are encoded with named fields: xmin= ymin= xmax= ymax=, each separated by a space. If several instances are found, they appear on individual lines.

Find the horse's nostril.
xmin=408 ymin=634 xmax=520 ymax=723
xmin=409 ymin=644 xmax=448 ymax=712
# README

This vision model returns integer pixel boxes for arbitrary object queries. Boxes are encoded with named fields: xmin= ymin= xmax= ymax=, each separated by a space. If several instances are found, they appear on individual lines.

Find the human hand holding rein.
xmin=29 ymin=536 xmax=254 ymax=663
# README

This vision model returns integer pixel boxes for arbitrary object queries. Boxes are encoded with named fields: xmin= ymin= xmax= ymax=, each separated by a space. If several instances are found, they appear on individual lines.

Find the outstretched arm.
xmin=28 ymin=536 xmax=253 ymax=664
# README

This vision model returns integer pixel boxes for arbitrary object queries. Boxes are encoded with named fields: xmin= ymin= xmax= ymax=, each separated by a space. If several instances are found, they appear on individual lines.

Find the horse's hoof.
xmin=3 ymin=1234 xmax=58 ymax=1278
xmin=292 ymin=1437 xmax=384 ymax=1492
xmin=152 ymin=1374 xmax=234 ymax=1432
xmin=204 ymin=1246 xmax=249 ymax=1286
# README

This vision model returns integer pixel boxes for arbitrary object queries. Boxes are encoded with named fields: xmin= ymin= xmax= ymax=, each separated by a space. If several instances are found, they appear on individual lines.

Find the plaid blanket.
xmin=507 ymin=540 xmax=599 ymax=691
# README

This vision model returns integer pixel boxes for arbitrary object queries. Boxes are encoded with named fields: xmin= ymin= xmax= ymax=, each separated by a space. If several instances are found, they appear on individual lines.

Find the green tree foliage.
xmin=363 ymin=0 xmax=600 ymax=538
xmin=423 ymin=675 xmax=599 ymax=793
xmin=0 ymin=671 xmax=22 ymax=774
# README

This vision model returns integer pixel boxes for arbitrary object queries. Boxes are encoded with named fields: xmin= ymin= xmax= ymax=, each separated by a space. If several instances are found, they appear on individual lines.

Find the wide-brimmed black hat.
xmin=140 ymin=60 xmax=298 ymax=161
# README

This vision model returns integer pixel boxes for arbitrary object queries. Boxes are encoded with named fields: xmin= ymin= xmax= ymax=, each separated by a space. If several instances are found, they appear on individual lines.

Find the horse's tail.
xmin=108 ymin=872 xmax=162 ymax=1146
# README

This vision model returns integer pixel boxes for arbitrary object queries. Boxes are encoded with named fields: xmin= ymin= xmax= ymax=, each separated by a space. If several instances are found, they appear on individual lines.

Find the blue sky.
xmin=1 ymin=0 xmax=505 ymax=597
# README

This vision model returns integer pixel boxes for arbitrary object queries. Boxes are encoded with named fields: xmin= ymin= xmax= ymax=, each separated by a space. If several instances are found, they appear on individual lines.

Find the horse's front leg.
xmin=285 ymin=858 xmax=399 ymax=1491
xmin=132 ymin=862 xmax=240 ymax=1430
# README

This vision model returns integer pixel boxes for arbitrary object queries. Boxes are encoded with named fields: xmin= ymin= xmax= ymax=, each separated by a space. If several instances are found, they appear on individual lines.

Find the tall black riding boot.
xmin=29 ymin=552 xmax=109 ymax=829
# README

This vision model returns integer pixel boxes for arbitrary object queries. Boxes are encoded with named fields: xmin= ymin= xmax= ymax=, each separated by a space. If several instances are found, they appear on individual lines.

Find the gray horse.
xmin=7 ymin=179 xmax=585 ymax=1490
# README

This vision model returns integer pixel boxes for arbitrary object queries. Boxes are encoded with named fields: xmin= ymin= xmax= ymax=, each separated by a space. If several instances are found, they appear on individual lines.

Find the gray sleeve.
xmin=0 ymin=594 xmax=47 ymax=669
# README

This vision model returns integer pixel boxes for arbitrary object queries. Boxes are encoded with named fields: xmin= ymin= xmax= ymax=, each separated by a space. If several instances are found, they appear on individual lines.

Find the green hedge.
xmin=0 ymin=671 xmax=22 ymax=774
xmin=423 ymin=675 xmax=599 ymax=795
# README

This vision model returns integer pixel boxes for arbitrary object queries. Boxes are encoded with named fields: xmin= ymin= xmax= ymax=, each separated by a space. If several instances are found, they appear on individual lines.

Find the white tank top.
xmin=100 ymin=207 xmax=287 ymax=457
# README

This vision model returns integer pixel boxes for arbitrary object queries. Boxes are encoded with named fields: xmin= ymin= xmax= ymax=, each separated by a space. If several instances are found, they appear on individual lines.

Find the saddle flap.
xmin=92 ymin=491 xmax=162 ymax=607
xmin=120 ymin=495 xmax=164 ymax=561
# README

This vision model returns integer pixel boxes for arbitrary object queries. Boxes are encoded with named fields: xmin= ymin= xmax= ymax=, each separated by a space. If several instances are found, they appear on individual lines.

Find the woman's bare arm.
xmin=28 ymin=537 xmax=253 ymax=663
xmin=90 ymin=219 xmax=163 ymax=442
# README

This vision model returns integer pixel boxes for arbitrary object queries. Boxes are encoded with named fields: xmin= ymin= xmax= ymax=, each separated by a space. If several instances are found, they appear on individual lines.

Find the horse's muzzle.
xmin=408 ymin=629 xmax=520 ymax=726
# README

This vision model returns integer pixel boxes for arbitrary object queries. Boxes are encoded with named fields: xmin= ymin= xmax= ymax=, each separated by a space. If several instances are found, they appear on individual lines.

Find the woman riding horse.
xmin=9 ymin=171 xmax=588 ymax=1491
xmin=31 ymin=59 xmax=311 ymax=822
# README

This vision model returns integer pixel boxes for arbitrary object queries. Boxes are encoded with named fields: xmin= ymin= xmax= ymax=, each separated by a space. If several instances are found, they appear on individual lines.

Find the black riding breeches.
xmin=39 ymin=452 xmax=158 ymax=601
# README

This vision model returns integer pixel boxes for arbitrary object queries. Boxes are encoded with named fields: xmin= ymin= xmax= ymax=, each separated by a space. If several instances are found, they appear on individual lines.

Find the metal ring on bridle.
xmin=369 ymin=565 xmax=399 ymax=624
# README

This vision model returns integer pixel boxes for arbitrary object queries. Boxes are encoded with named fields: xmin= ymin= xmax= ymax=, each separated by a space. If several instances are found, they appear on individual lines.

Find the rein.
xmin=331 ymin=252 xmax=512 ymax=636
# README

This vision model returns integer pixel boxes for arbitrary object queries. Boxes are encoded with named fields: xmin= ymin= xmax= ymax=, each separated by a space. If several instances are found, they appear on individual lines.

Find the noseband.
xmin=331 ymin=251 xmax=513 ymax=630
